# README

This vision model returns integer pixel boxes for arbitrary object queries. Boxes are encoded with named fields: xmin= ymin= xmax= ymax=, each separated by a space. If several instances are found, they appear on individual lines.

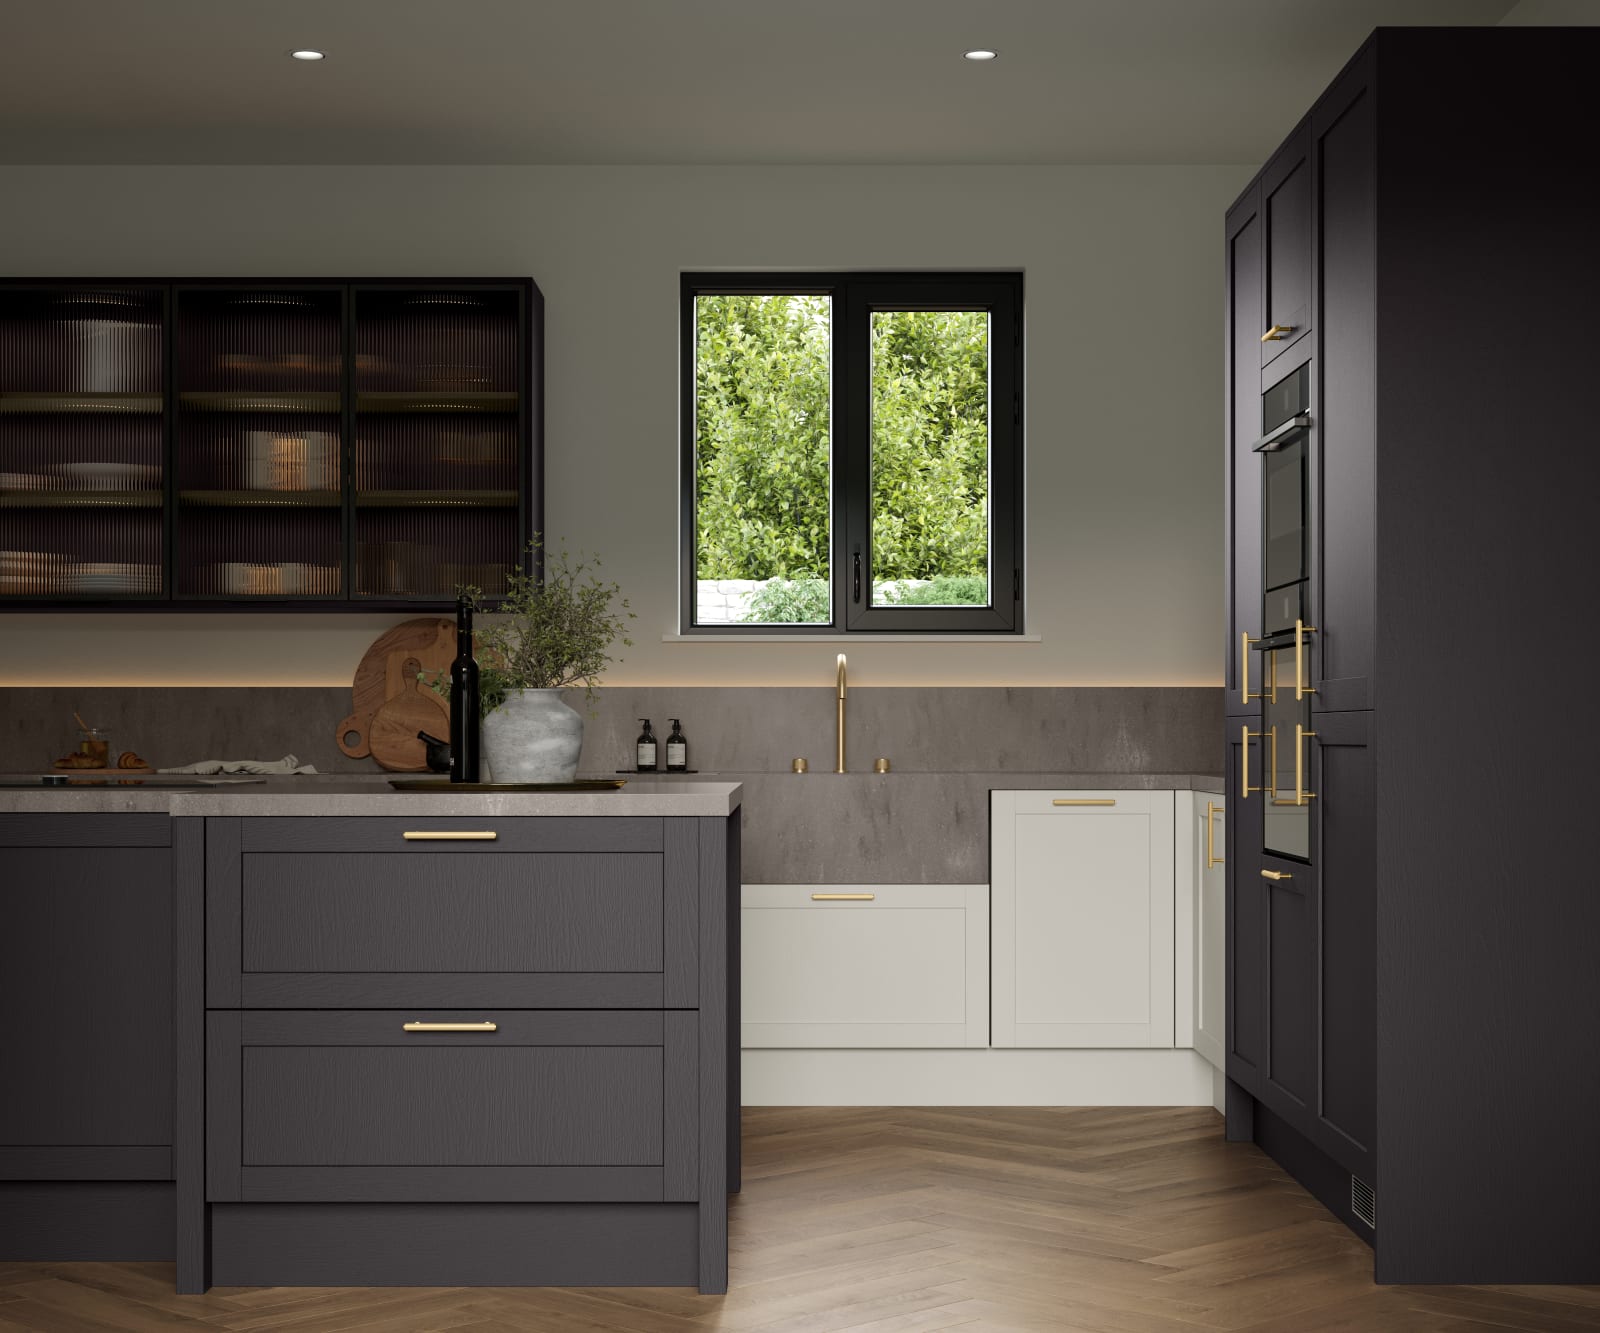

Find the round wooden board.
xmin=336 ymin=617 xmax=456 ymax=769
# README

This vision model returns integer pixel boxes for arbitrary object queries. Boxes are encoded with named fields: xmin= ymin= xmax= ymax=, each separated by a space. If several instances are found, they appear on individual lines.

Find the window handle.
xmin=852 ymin=551 xmax=862 ymax=604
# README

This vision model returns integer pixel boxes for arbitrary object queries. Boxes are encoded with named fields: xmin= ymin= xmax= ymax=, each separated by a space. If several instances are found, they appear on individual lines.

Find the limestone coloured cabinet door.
xmin=740 ymin=885 xmax=988 ymax=1048
xmin=991 ymin=792 xmax=1175 ymax=1048
xmin=1193 ymin=794 xmax=1227 ymax=1070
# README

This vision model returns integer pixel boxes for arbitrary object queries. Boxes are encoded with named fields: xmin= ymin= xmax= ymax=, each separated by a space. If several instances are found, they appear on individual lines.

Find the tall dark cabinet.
xmin=0 ymin=277 xmax=542 ymax=607
xmin=1224 ymin=28 xmax=1598 ymax=1284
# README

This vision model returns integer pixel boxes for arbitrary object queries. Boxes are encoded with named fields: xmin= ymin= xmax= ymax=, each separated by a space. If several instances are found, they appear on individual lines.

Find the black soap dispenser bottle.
xmin=635 ymin=719 xmax=658 ymax=772
xmin=449 ymin=594 xmax=481 ymax=783
xmin=666 ymin=719 xmax=688 ymax=772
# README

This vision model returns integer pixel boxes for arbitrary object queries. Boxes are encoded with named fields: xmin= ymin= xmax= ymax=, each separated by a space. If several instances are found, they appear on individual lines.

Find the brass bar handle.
xmin=402 ymin=831 xmax=498 ymax=841
xmin=1205 ymin=801 xmax=1224 ymax=868
xmin=1260 ymin=323 xmax=1295 ymax=342
xmin=1241 ymin=726 xmax=1271 ymax=800
xmin=811 ymin=893 xmax=875 ymax=901
xmin=402 ymin=1021 xmax=499 ymax=1032
xmin=1052 ymin=799 xmax=1117 ymax=806
xmin=1260 ymin=870 xmax=1292 ymax=881
xmin=1294 ymin=619 xmax=1318 ymax=701
xmin=1294 ymin=725 xmax=1318 ymax=806
xmin=1240 ymin=630 xmax=1263 ymax=704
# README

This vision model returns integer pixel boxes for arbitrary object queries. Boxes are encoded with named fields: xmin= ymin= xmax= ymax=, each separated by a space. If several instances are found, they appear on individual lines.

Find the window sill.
xmin=663 ymin=633 xmax=1042 ymax=643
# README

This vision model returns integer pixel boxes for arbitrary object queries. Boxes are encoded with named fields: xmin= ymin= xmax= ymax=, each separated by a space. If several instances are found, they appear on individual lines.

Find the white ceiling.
xmin=0 ymin=0 xmax=1529 ymax=166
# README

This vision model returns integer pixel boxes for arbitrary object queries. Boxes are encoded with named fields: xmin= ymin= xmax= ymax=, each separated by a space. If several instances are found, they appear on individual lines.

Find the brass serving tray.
xmin=387 ymin=778 xmax=627 ymax=792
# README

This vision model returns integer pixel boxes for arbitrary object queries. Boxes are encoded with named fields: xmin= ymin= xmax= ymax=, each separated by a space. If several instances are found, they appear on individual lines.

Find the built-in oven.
xmin=1242 ymin=363 xmax=1315 ymax=861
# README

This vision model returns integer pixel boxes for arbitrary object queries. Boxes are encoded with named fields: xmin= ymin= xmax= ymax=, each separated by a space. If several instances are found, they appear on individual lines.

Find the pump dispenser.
xmin=635 ymin=719 xmax=658 ymax=772
xmin=666 ymin=719 xmax=688 ymax=772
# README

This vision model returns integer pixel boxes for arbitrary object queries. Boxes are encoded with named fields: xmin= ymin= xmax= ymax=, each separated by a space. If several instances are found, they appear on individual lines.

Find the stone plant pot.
xmin=481 ymin=688 xmax=584 ymax=784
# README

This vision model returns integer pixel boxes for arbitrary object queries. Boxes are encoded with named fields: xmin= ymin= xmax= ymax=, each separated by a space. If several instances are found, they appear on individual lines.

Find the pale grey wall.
xmin=0 ymin=163 xmax=1250 ymax=688
xmin=1498 ymin=0 xmax=1600 ymax=21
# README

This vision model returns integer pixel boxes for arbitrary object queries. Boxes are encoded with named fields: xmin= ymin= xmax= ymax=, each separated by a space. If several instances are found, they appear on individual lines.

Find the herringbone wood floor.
xmin=1 ymin=1108 xmax=1596 ymax=1331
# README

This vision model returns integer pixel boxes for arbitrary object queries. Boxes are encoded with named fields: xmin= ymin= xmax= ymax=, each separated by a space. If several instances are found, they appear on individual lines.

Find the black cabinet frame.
xmin=0 ymin=276 xmax=543 ymax=611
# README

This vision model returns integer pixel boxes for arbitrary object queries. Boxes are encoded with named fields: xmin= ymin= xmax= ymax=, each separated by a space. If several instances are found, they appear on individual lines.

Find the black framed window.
xmin=681 ymin=272 xmax=1022 ymax=634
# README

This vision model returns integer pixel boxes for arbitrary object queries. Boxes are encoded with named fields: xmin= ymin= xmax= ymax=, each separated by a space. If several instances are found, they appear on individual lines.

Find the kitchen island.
xmin=0 ymin=780 xmax=741 ymax=1294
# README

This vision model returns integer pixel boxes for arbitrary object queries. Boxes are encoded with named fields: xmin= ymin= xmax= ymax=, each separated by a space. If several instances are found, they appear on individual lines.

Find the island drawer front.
xmin=207 ymin=1011 xmax=699 ymax=1205
xmin=238 ymin=851 xmax=664 ymax=974
xmin=239 ymin=816 xmax=663 ymax=854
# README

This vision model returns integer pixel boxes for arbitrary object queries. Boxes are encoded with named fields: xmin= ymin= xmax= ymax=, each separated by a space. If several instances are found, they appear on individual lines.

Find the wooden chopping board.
xmin=336 ymin=618 xmax=454 ymax=772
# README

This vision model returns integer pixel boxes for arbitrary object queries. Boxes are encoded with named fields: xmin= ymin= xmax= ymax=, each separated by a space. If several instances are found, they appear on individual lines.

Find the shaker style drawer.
xmin=206 ymin=1010 xmax=697 ymax=1204
xmin=242 ymin=852 xmax=663 ymax=972
xmin=239 ymin=815 xmax=663 ymax=854
xmin=741 ymin=885 xmax=989 ymax=1048
xmin=206 ymin=817 xmax=697 ymax=1009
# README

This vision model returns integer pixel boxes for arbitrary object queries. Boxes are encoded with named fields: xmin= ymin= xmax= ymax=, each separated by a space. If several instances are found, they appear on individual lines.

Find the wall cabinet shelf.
xmin=0 ymin=278 xmax=542 ymax=608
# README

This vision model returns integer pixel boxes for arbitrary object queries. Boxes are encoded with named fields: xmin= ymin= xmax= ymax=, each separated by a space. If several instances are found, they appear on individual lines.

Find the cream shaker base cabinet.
xmin=991 ymin=792 xmax=1175 ymax=1048
xmin=741 ymin=885 xmax=988 ymax=1048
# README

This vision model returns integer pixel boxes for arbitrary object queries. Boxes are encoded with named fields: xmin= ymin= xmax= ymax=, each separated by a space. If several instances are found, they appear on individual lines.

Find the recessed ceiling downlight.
xmin=964 ymin=49 xmax=998 ymax=61
xmin=289 ymin=49 xmax=326 ymax=61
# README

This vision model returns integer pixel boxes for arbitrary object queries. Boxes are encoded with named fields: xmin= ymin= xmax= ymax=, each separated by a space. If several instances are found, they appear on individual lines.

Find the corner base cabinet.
xmin=175 ymin=811 xmax=740 ymax=1294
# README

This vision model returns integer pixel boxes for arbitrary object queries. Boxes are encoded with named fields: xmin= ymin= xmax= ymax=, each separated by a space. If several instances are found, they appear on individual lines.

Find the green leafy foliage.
xmin=878 ymin=574 xmax=988 ymax=606
xmin=868 ymin=311 xmax=990 ymax=583
xmin=694 ymin=297 xmax=990 ymax=586
xmin=694 ymin=295 xmax=831 ymax=581
xmin=420 ymin=537 xmax=634 ymax=715
xmin=741 ymin=578 xmax=830 ymax=624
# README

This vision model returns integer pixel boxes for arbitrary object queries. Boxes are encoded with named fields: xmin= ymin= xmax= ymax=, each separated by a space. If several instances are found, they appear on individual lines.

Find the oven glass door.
xmin=1257 ymin=364 xmax=1310 ymax=639
xmin=1261 ymin=644 xmax=1311 ymax=861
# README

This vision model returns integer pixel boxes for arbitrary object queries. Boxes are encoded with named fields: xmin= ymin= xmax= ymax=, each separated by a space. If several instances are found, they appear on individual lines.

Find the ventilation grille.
xmin=1351 ymin=1175 xmax=1375 ymax=1229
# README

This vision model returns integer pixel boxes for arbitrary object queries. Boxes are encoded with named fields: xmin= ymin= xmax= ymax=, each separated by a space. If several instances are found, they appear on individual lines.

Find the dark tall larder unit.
xmin=1224 ymin=27 xmax=1598 ymax=1283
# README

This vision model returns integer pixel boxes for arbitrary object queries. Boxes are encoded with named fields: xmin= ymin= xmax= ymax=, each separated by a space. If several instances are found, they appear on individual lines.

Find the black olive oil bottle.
xmin=449 ymin=594 xmax=480 ymax=784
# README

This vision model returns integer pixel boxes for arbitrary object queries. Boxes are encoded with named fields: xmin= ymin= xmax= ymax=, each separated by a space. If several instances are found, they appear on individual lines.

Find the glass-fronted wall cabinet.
xmin=0 ymin=277 xmax=541 ymax=608
xmin=0 ymin=287 xmax=168 ymax=600
xmin=353 ymin=286 xmax=524 ymax=601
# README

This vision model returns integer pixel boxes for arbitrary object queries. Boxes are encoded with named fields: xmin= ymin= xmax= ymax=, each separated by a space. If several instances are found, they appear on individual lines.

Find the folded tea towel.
xmin=158 ymin=755 xmax=319 ymax=775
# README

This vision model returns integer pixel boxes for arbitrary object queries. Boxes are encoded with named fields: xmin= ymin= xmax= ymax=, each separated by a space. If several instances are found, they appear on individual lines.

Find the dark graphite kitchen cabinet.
xmin=0 ymin=276 xmax=542 ymax=609
xmin=1258 ymin=122 xmax=1312 ymax=368
xmin=0 ymin=814 xmax=174 ymax=1259
xmin=1223 ymin=186 xmax=1262 ymax=719
xmin=1224 ymin=28 xmax=1599 ymax=1284
xmin=178 ymin=811 xmax=740 ymax=1294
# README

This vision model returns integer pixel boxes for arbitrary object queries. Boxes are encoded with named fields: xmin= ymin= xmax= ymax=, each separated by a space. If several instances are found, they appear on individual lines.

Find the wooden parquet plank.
xmin=0 ymin=1109 xmax=1595 ymax=1331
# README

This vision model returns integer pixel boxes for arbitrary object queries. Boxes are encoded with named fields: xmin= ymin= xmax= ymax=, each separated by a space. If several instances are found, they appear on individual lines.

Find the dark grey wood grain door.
xmin=1226 ymin=727 xmax=1267 ymax=1094
xmin=206 ymin=1010 xmax=696 ymax=1205
xmin=0 ymin=819 xmax=172 ymax=1183
xmin=1311 ymin=711 xmax=1375 ymax=1177
xmin=1311 ymin=52 xmax=1376 ymax=713
xmin=1260 ymin=122 xmax=1312 ymax=367
xmin=1226 ymin=181 xmax=1265 ymax=719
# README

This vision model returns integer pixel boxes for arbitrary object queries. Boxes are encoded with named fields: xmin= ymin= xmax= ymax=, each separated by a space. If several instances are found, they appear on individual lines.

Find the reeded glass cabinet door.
xmin=172 ymin=286 xmax=346 ymax=598
xmin=0 ymin=287 xmax=167 ymax=600
xmin=352 ymin=286 xmax=526 ymax=600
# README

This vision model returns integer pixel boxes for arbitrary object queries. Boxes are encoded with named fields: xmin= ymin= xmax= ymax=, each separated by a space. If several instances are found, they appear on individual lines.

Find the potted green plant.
xmin=423 ymin=539 xmax=633 ymax=783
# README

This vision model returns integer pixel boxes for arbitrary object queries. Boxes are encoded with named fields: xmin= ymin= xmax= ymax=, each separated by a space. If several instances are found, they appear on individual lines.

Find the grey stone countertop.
xmin=0 ymin=774 xmax=743 ymax=817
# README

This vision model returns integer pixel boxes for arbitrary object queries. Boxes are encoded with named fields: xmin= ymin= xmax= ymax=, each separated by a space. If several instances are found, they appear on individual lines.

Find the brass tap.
xmin=835 ymin=653 xmax=847 ymax=774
